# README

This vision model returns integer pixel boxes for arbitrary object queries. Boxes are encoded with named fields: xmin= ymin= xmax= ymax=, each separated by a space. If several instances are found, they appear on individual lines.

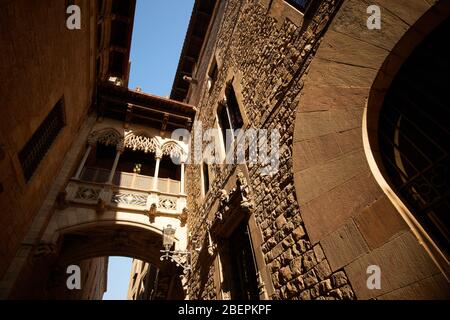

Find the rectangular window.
xmin=217 ymin=103 xmax=231 ymax=151
xmin=225 ymin=84 xmax=244 ymax=131
xmin=222 ymin=222 xmax=260 ymax=300
xmin=207 ymin=58 xmax=218 ymax=91
xmin=217 ymin=83 xmax=244 ymax=154
xmin=19 ymin=98 xmax=65 ymax=181
xmin=202 ymin=162 xmax=210 ymax=195
xmin=285 ymin=0 xmax=312 ymax=12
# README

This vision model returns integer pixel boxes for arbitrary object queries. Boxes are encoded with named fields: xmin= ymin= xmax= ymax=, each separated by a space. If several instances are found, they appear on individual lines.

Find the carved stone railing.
xmin=65 ymin=171 xmax=187 ymax=218
xmin=80 ymin=167 xmax=181 ymax=193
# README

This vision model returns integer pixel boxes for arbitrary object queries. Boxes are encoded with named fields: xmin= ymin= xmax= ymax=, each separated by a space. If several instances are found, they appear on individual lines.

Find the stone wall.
xmin=185 ymin=0 xmax=357 ymax=300
xmin=292 ymin=0 xmax=449 ymax=300
xmin=0 ymin=0 xmax=96 ymax=280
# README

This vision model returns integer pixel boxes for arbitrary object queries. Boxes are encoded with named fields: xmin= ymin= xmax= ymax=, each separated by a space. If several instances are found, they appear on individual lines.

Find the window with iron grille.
xmin=378 ymin=18 xmax=450 ymax=259
xmin=285 ymin=0 xmax=312 ymax=12
xmin=19 ymin=98 xmax=65 ymax=182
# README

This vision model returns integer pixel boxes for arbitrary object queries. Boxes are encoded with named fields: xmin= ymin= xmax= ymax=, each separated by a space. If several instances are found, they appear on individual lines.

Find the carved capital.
xmin=87 ymin=135 xmax=97 ymax=147
xmin=155 ymin=148 xmax=163 ymax=159
xmin=116 ymin=141 xmax=125 ymax=153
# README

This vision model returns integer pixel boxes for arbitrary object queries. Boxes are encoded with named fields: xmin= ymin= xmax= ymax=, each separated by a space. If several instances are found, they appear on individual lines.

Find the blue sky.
xmin=102 ymin=0 xmax=195 ymax=300
xmin=128 ymin=0 xmax=195 ymax=97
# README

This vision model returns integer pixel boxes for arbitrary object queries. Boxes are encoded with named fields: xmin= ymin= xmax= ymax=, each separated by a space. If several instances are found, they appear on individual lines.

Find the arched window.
xmin=378 ymin=18 xmax=450 ymax=259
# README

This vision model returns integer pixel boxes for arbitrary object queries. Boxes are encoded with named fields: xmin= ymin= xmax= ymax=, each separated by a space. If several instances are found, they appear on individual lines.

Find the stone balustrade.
xmin=66 ymin=168 xmax=186 ymax=215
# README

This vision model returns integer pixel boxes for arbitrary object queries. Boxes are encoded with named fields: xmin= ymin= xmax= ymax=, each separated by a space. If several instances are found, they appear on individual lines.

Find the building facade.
xmin=0 ymin=0 xmax=449 ymax=300
xmin=174 ymin=0 xmax=450 ymax=300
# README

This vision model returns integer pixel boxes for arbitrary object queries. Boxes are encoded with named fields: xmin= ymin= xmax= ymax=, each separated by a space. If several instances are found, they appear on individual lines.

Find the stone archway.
xmin=292 ymin=0 xmax=450 ymax=299
xmin=9 ymin=211 xmax=186 ymax=300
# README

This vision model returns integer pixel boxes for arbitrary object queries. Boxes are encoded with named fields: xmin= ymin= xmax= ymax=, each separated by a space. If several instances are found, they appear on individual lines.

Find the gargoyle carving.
xmin=147 ymin=203 xmax=157 ymax=223
xmin=210 ymin=169 xmax=255 ymax=237
xmin=179 ymin=207 xmax=188 ymax=227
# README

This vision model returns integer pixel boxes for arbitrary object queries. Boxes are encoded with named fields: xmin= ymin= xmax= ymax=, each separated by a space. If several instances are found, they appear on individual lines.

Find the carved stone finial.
xmin=116 ymin=141 xmax=125 ymax=153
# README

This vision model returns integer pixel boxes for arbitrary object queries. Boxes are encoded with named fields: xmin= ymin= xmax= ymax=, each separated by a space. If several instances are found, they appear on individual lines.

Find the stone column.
xmin=74 ymin=137 xmax=97 ymax=180
xmin=153 ymin=150 xmax=162 ymax=191
xmin=107 ymin=145 xmax=123 ymax=184
xmin=74 ymin=144 xmax=93 ymax=180
xmin=180 ymin=162 xmax=185 ymax=194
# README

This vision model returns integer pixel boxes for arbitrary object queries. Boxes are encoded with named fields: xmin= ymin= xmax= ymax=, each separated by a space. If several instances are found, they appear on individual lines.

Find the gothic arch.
xmin=10 ymin=211 xmax=186 ymax=299
xmin=161 ymin=141 xmax=186 ymax=159
xmin=88 ymin=128 xmax=123 ymax=147
xmin=124 ymin=131 xmax=160 ymax=154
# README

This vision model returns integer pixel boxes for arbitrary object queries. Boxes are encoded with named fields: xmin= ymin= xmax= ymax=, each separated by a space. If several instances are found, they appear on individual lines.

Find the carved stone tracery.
xmin=88 ymin=128 xmax=122 ymax=147
xmin=88 ymin=128 xmax=187 ymax=161
xmin=124 ymin=134 xmax=159 ymax=154
xmin=161 ymin=141 xmax=185 ymax=159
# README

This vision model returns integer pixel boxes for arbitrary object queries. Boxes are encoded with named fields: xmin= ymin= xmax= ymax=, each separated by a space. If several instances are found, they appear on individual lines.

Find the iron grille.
xmin=378 ymin=19 xmax=450 ymax=259
xmin=19 ymin=99 xmax=65 ymax=181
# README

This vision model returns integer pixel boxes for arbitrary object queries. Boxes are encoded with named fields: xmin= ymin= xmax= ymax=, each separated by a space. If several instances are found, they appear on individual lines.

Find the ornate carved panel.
xmin=124 ymin=134 xmax=159 ymax=154
xmin=111 ymin=192 xmax=148 ymax=207
xmin=159 ymin=196 xmax=178 ymax=210
xmin=74 ymin=187 xmax=101 ymax=201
